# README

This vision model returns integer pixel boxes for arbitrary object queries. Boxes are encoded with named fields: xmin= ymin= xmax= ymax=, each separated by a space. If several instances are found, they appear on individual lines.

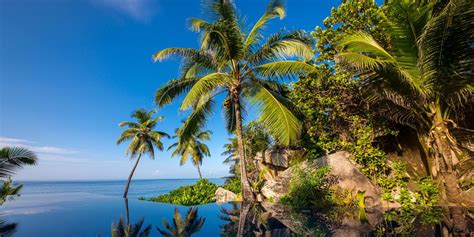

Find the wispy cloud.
xmin=0 ymin=137 xmax=76 ymax=156
xmin=94 ymin=0 xmax=159 ymax=22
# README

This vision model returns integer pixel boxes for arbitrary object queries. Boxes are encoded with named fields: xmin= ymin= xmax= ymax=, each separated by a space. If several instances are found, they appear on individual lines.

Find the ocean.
xmin=17 ymin=178 xmax=225 ymax=199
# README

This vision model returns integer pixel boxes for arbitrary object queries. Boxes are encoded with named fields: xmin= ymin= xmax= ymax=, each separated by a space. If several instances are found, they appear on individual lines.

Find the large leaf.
xmin=180 ymin=73 xmax=231 ymax=110
xmin=251 ymin=85 xmax=302 ymax=145
xmin=253 ymin=60 xmax=317 ymax=80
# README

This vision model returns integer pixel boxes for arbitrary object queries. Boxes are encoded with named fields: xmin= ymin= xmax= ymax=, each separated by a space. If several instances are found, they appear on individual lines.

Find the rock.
xmin=214 ymin=187 xmax=237 ymax=204
xmin=314 ymin=151 xmax=383 ymax=207
xmin=262 ymin=151 xmax=384 ymax=208
xmin=255 ymin=149 xmax=303 ymax=183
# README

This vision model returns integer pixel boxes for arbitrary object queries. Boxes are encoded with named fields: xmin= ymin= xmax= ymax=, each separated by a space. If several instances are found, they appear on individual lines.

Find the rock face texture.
xmin=254 ymin=149 xmax=302 ymax=182
xmin=214 ymin=187 xmax=237 ymax=204
xmin=261 ymin=151 xmax=383 ymax=208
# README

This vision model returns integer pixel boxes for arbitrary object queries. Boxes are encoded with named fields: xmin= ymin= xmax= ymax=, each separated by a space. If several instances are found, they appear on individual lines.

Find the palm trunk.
xmin=237 ymin=202 xmax=251 ymax=236
xmin=196 ymin=164 xmax=203 ymax=179
xmin=431 ymin=115 xmax=462 ymax=204
xmin=430 ymin=112 xmax=467 ymax=233
xmin=124 ymin=197 xmax=130 ymax=225
xmin=123 ymin=153 xmax=142 ymax=198
xmin=233 ymin=93 xmax=255 ymax=202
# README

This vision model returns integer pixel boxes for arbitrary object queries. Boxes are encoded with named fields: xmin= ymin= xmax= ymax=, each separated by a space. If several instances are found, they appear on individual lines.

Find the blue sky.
xmin=0 ymin=0 xmax=336 ymax=180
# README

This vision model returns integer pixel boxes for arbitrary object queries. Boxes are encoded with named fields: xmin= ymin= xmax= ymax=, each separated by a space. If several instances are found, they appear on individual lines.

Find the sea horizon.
xmin=15 ymin=177 xmax=228 ymax=183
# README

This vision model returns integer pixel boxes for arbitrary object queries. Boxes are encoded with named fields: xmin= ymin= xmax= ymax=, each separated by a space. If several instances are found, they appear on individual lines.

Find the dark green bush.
xmin=143 ymin=179 xmax=218 ymax=206
xmin=281 ymin=166 xmax=336 ymax=210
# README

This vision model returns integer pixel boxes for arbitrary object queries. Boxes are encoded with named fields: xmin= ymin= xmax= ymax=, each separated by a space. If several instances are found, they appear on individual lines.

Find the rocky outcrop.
xmin=254 ymin=149 xmax=302 ymax=182
xmin=261 ymin=151 xmax=384 ymax=208
xmin=214 ymin=187 xmax=237 ymax=204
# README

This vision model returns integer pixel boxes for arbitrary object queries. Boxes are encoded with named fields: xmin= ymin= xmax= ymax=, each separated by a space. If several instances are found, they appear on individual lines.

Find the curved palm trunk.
xmin=123 ymin=153 xmax=142 ymax=198
xmin=124 ymin=197 xmax=130 ymax=225
xmin=196 ymin=164 xmax=203 ymax=179
xmin=233 ymin=94 xmax=255 ymax=202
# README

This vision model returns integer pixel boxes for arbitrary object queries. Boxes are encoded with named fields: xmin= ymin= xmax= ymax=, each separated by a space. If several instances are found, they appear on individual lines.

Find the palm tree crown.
xmin=117 ymin=109 xmax=170 ymax=159
xmin=156 ymin=206 xmax=205 ymax=237
xmin=153 ymin=0 xmax=314 ymax=145
xmin=117 ymin=108 xmax=170 ymax=198
xmin=168 ymin=126 xmax=211 ymax=179
xmin=153 ymin=0 xmax=314 ymax=201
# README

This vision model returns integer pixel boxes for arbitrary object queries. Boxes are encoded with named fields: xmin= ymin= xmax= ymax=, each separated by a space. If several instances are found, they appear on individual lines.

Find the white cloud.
xmin=94 ymin=0 xmax=159 ymax=22
xmin=0 ymin=137 xmax=76 ymax=156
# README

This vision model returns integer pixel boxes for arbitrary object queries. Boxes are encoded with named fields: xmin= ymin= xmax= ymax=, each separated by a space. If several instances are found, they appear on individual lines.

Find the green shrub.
xmin=143 ymin=179 xmax=218 ymax=206
xmin=281 ymin=166 xmax=335 ymax=210
xmin=222 ymin=176 xmax=241 ymax=194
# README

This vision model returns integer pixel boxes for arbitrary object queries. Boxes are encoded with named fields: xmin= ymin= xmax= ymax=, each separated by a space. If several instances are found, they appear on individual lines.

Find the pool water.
xmin=1 ymin=192 xmax=231 ymax=236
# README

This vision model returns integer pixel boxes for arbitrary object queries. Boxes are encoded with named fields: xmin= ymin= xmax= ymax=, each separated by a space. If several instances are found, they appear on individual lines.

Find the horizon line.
xmin=15 ymin=177 xmax=228 ymax=182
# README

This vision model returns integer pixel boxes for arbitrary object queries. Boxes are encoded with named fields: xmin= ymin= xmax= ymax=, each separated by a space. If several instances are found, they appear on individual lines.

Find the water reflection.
xmin=226 ymin=202 xmax=473 ymax=237
xmin=0 ymin=216 xmax=17 ymax=237
xmin=114 ymin=198 xmax=205 ymax=237
xmin=111 ymin=217 xmax=152 ymax=237
xmin=156 ymin=206 xmax=205 ymax=237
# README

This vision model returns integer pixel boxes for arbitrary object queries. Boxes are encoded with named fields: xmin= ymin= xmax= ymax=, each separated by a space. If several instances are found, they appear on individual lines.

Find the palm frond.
xmin=180 ymin=73 xmax=231 ymax=110
xmin=155 ymin=78 xmax=199 ymax=108
xmin=249 ymin=30 xmax=313 ymax=64
xmin=244 ymin=0 xmax=286 ymax=49
xmin=253 ymin=60 xmax=317 ymax=80
xmin=0 ymin=147 xmax=38 ymax=178
xmin=250 ymin=84 xmax=302 ymax=145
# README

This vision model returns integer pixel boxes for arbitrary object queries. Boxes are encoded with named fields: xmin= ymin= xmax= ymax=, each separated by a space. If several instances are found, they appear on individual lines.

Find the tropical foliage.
xmin=117 ymin=109 xmax=170 ymax=198
xmin=153 ymin=0 xmax=314 ymax=201
xmin=142 ymin=179 xmax=218 ymax=206
xmin=0 ymin=147 xmax=37 ymax=178
xmin=169 ymin=126 xmax=211 ymax=179
xmin=0 ymin=147 xmax=37 ymax=205
xmin=221 ymin=121 xmax=273 ymax=195
xmin=336 ymin=0 xmax=474 ymax=204
xmin=156 ymin=206 xmax=205 ymax=237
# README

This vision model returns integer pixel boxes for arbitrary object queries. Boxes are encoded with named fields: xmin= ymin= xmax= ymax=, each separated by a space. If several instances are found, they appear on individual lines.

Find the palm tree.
xmin=117 ymin=109 xmax=170 ymax=198
xmin=0 ymin=178 xmax=23 ymax=205
xmin=168 ymin=127 xmax=211 ymax=179
xmin=337 ymin=0 xmax=473 ymax=206
xmin=0 ymin=147 xmax=37 ymax=205
xmin=153 ymin=0 xmax=315 ymax=201
xmin=111 ymin=217 xmax=151 ymax=237
xmin=156 ymin=206 xmax=205 ymax=237
xmin=0 ymin=147 xmax=37 ymax=178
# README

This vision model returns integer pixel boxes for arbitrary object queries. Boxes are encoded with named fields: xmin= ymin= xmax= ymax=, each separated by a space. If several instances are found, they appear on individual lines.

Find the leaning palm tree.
xmin=337 ymin=0 xmax=473 ymax=206
xmin=153 ymin=0 xmax=315 ymax=201
xmin=156 ymin=206 xmax=205 ymax=237
xmin=168 ymin=127 xmax=211 ymax=179
xmin=117 ymin=109 xmax=170 ymax=198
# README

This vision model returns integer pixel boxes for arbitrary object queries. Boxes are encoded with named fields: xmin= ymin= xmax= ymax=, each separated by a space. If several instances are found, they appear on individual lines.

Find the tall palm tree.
xmin=153 ymin=0 xmax=315 ymax=201
xmin=168 ymin=127 xmax=211 ymax=179
xmin=337 ymin=0 xmax=473 ymax=206
xmin=117 ymin=109 xmax=170 ymax=198
xmin=156 ymin=206 xmax=205 ymax=237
